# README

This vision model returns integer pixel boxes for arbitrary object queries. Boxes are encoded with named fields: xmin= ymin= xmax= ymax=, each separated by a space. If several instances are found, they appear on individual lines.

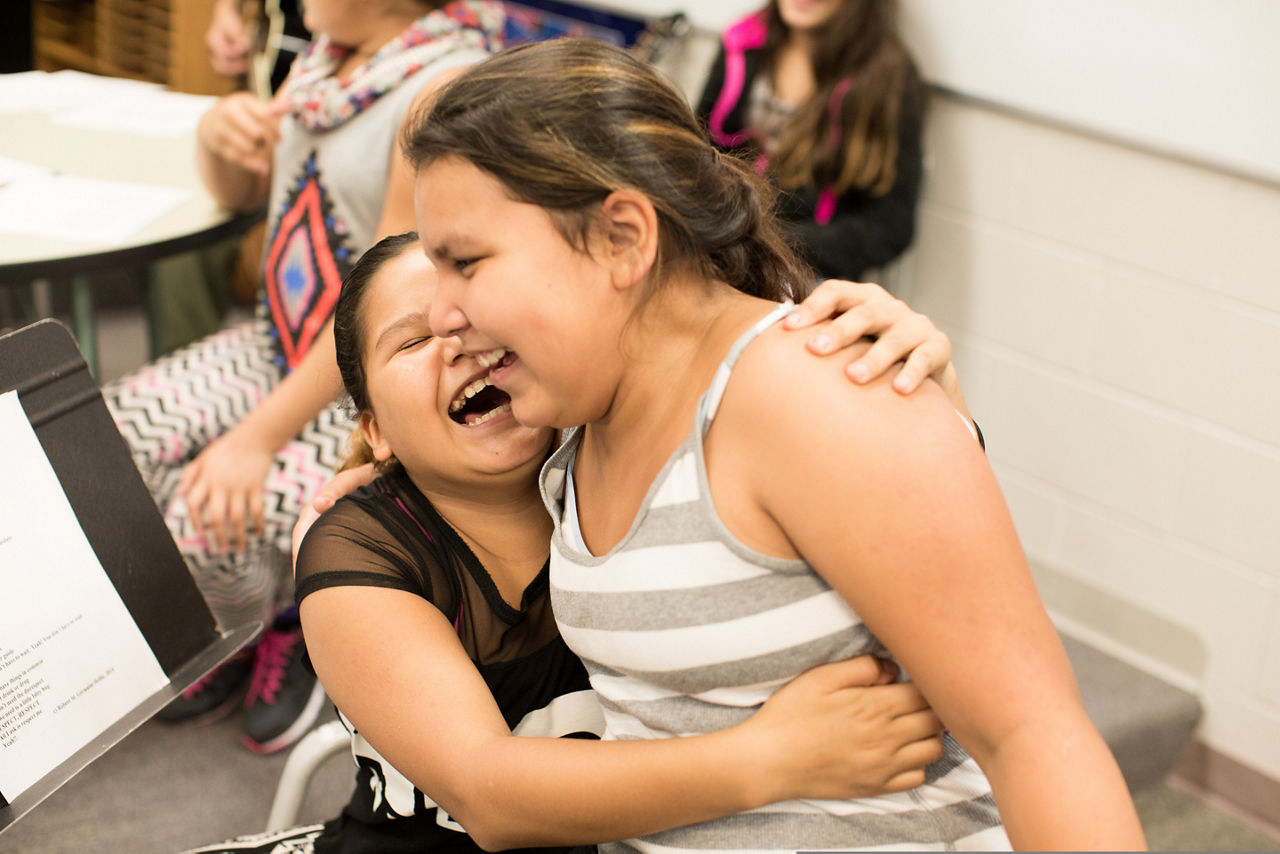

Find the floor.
xmin=1134 ymin=780 xmax=1280 ymax=852
xmin=93 ymin=303 xmax=163 ymax=384
xmin=4 ymin=677 xmax=1280 ymax=853
xmin=3 ymin=301 xmax=1280 ymax=851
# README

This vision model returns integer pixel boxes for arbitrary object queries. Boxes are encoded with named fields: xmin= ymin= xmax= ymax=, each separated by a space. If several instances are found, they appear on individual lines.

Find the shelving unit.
xmin=31 ymin=0 xmax=238 ymax=96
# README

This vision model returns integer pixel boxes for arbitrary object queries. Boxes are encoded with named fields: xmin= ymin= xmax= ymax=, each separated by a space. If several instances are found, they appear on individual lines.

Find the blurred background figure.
xmin=103 ymin=0 xmax=505 ymax=757
xmin=206 ymin=0 xmax=312 ymax=96
xmin=697 ymin=0 xmax=924 ymax=284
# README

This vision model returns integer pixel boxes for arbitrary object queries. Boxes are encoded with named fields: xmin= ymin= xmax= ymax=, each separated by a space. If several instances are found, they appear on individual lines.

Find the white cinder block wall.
xmin=890 ymin=94 xmax=1280 ymax=787
xmin=659 ymin=24 xmax=1280 ymax=798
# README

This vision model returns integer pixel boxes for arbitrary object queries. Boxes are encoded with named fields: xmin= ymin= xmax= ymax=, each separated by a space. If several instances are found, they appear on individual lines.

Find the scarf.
xmin=281 ymin=0 xmax=504 ymax=132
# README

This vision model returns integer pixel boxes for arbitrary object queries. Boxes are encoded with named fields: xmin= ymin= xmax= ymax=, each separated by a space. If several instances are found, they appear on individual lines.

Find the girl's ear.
xmin=358 ymin=411 xmax=395 ymax=463
xmin=598 ymin=188 xmax=659 ymax=291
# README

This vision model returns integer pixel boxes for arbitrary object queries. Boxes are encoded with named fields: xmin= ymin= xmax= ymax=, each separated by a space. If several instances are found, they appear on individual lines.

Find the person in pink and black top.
xmin=695 ymin=0 xmax=925 ymax=283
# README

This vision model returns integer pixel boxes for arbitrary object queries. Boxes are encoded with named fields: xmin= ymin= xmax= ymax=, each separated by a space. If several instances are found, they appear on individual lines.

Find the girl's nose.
xmin=439 ymin=335 xmax=466 ymax=365
xmin=429 ymin=282 xmax=470 ymax=340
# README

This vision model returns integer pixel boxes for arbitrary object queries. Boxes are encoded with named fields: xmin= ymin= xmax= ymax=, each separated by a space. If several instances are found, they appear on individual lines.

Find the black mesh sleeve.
xmin=294 ymin=493 xmax=432 ymax=606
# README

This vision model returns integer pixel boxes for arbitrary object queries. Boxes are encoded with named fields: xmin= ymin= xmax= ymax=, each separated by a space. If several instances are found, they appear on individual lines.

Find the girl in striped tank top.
xmin=405 ymin=39 xmax=1146 ymax=851
xmin=276 ymin=232 xmax=980 ymax=852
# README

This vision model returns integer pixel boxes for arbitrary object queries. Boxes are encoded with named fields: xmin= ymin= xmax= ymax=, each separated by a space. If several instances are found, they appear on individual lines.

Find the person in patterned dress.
xmin=104 ymin=0 xmax=506 ymax=754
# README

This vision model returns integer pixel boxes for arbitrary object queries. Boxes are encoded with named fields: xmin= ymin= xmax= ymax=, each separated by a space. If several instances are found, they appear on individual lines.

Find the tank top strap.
xmin=697 ymin=301 xmax=797 ymax=438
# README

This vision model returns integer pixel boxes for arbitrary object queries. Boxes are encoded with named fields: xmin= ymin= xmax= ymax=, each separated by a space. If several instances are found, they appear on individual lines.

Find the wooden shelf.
xmin=33 ymin=36 xmax=97 ymax=73
xmin=31 ymin=0 xmax=238 ymax=96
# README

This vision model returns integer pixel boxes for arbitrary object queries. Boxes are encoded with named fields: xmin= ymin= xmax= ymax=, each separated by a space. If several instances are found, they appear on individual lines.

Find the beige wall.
xmin=661 ymin=30 xmax=1280 ymax=786
xmin=891 ymin=93 xmax=1280 ymax=784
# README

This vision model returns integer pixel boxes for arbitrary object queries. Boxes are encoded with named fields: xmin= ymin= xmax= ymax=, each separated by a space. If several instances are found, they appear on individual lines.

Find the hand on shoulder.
xmin=737 ymin=316 xmax=938 ymax=420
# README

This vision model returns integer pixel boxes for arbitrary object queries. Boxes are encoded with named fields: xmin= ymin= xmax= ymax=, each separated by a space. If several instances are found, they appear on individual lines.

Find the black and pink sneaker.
xmin=156 ymin=649 xmax=254 ymax=725
xmin=241 ymin=624 xmax=327 ymax=754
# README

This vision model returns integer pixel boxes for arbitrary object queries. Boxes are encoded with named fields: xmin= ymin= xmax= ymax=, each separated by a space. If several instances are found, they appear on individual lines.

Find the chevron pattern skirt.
xmin=103 ymin=318 xmax=355 ymax=631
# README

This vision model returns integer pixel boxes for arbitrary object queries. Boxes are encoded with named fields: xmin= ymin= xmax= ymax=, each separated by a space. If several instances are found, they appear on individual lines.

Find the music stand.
xmin=0 ymin=319 xmax=258 ymax=833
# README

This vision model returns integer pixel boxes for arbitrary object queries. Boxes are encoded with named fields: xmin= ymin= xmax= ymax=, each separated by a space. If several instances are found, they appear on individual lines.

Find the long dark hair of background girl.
xmin=765 ymin=0 xmax=922 ymax=198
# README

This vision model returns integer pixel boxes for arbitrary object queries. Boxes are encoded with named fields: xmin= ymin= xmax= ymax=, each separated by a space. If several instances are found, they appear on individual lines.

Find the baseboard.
xmin=1173 ymin=739 xmax=1280 ymax=835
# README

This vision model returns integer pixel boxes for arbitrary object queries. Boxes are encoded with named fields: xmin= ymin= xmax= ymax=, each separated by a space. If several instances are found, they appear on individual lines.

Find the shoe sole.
xmin=241 ymin=679 xmax=328 ymax=755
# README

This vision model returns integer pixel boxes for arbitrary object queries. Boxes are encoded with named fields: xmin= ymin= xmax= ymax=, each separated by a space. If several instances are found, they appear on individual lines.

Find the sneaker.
xmin=156 ymin=649 xmax=253 ymax=725
xmin=241 ymin=624 xmax=327 ymax=754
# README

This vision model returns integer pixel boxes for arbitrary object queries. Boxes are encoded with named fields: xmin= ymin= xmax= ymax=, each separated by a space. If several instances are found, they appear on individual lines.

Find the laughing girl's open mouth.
xmin=449 ymin=377 xmax=513 ymax=425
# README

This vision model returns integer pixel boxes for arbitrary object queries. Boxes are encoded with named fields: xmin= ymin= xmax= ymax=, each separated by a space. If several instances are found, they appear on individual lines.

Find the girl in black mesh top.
xmin=244 ymin=232 xmax=957 ymax=854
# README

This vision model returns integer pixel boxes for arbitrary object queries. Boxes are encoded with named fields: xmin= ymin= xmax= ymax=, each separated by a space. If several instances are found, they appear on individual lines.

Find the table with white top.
xmin=0 ymin=74 xmax=263 ymax=376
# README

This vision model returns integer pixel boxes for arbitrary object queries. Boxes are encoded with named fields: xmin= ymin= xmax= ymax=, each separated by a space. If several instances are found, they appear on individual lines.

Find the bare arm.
xmin=722 ymin=336 xmax=1144 ymax=850
xmin=372 ymin=65 xmax=469 ymax=239
xmin=182 ymin=69 xmax=462 ymax=550
xmin=195 ymin=91 xmax=279 ymax=211
xmin=300 ymin=581 xmax=944 ymax=851
xmin=179 ymin=327 xmax=345 ymax=551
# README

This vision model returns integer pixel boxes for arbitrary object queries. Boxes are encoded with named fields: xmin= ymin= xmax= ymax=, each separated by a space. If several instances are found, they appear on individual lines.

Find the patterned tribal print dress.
xmin=104 ymin=3 xmax=502 ymax=630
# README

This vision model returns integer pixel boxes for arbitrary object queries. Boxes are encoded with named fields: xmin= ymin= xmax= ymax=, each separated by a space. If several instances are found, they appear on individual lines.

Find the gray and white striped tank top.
xmin=540 ymin=303 xmax=1009 ymax=852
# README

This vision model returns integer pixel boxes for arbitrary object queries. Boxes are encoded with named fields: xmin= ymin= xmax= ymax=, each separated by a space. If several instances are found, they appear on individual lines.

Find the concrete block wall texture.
xmin=655 ymin=25 xmax=1280 ymax=810
xmin=889 ymin=94 xmax=1280 ymax=790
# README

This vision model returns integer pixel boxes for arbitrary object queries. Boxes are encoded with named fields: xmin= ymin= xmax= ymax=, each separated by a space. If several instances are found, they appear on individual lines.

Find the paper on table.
xmin=52 ymin=88 xmax=217 ymax=138
xmin=0 ymin=69 xmax=160 ymax=116
xmin=0 ymin=390 xmax=168 ymax=804
xmin=0 ymin=174 xmax=189 ymax=244
xmin=0 ymin=69 xmax=211 ymax=136
xmin=0 ymin=155 xmax=52 ymax=189
xmin=0 ymin=71 xmax=58 ymax=115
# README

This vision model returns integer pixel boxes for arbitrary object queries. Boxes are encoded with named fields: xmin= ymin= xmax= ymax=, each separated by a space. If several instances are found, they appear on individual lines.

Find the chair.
xmin=264 ymin=719 xmax=351 ymax=832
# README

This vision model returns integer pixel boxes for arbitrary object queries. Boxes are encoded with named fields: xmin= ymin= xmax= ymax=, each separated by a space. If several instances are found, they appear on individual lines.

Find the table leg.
xmin=0 ymin=285 xmax=21 ymax=329
xmin=69 ymin=275 xmax=99 ymax=378
xmin=144 ymin=265 xmax=163 ymax=360
xmin=32 ymin=277 xmax=54 ymax=320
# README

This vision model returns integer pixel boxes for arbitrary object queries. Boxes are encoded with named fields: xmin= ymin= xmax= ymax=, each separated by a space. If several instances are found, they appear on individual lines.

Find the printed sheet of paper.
xmin=0 ymin=71 xmax=67 ymax=115
xmin=0 ymin=174 xmax=189 ymax=244
xmin=51 ymin=88 xmax=216 ymax=137
xmin=0 ymin=69 xmax=160 ymax=116
xmin=0 ymin=69 xmax=210 ymax=134
xmin=0 ymin=155 xmax=52 ymax=190
xmin=0 ymin=390 xmax=168 ymax=803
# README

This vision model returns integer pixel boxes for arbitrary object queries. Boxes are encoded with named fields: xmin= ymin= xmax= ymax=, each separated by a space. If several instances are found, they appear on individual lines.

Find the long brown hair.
xmin=764 ymin=0 xmax=922 ymax=197
xmin=403 ymin=38 xmax=817 ymax=300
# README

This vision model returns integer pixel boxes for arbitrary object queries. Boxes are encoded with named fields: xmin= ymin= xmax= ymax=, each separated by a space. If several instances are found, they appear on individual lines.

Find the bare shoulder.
xmin=714 ymin=316 xmax=982 ymax=498
xmin=702 ymin=315 xmax=985 ymax=560
xmin=725 ymin=319 xmax=954 ymax=431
